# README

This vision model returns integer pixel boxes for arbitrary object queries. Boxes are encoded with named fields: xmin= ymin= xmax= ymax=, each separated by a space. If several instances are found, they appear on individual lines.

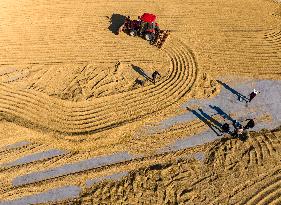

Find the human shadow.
xmin=108 ymin=14 xmax=127 ymax=35
xmin=198 ymin=108 xmax=223 ymax=129
xmin=132 ymin=64 xmax=152 ymax=81
xmin=217 ymin=80 xmax=248 ymax=102
xmin=209 ymin=105 xmax=235 ymax=123
xmin=186 ymin=107 xmax=222 ymax=136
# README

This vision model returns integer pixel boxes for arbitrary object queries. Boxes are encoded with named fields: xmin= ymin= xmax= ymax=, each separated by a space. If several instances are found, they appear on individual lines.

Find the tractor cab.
xmin=139 ymin=13 xmax=160 ymax=40
xmin=118 ymin=13 xmax=170 ymax=48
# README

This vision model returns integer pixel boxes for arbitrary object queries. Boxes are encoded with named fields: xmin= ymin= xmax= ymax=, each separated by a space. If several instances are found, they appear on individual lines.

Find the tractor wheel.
xmin=144 ymin=33 xmax=155 ymax=41
xmin=129 ymin=30 xmax=137 ymax=36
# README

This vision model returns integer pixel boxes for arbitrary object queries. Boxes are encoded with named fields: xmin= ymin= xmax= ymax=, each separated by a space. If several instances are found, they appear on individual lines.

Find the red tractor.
xmin=118 ymin=13 xmax=170 ymax=48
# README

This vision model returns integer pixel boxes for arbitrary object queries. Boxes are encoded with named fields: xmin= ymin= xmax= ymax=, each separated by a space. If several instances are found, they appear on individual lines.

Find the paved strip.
xmin=0 ymin=186 xmax=81 ymax=205
xmin=85 ymin=171 xmax=128 ymax=188
xmin=0 ymin=149 xmax=67 ymax=168
xmin=12 ymin=152 xmax=133 ymax=187
xmin=0 ymin=141 xmax=31 ymax=152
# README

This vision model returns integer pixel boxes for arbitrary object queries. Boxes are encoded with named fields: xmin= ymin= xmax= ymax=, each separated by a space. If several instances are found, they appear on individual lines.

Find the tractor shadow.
xmin=108 ymin=14 xmax=127 ymax=35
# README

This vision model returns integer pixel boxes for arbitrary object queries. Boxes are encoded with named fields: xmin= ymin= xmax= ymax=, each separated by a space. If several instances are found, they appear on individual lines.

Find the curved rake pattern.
xmin=0 ymin=38 xmax=199 ymax=134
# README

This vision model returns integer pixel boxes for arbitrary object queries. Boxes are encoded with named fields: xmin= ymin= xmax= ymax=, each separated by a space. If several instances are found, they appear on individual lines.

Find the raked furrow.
xmin=0 ymin=38 xmax=199 ymax=134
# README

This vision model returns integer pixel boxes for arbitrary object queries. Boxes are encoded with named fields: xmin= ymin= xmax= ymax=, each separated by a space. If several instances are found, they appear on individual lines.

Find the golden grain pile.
xmin=0 ymin=0 xmax=280 ymax=203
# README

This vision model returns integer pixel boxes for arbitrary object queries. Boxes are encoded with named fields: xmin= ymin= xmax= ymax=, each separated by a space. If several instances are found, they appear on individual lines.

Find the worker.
xmin=233 ymin=120 xmax=244 ymax=138
xmin=222 ymin=123 xmax=230 ymax=133
xmin=244 ymin=119 xmax=255 ymax=129
xmin=248 ymin=89 xmax=260 ymax=102
xmin=152 ymin=71 xmax=161 ymax=84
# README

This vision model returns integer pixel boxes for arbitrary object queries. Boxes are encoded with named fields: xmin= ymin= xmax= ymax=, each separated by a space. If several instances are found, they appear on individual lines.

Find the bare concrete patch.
xmin=85 ymin=171 xmax=128 ymax=188
xmin=0 ymin=185 xmax=81 ymax=205
xmin=12 ymin=152 xmax=133 ymax=187
xmin=161 ymin=130 xmax=221 ymax=153
xmin=159 ymin=80 xmax=281 ymax=132
xmin=151 ymin=79 xmax=281 ymax=153
xmin=0 ymin=149 xmax=67 ymax=168
xmin=193 ymin=152 xmax=205 ymax=161
xmin=0 ymin=141 xmax=31 ymax=152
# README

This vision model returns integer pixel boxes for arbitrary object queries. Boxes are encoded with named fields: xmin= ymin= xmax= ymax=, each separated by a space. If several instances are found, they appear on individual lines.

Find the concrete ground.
xmin=152 ymin=78 xmax=281 ymax=152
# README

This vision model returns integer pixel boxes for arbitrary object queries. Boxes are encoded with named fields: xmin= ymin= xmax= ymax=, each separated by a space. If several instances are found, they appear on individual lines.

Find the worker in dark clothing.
xmin=151 ymin=71 xmax=161 ymax=84
xmin=244 ymin=119 xmax=255 ymax=129
xmin=233 ymin=120 xmax=244 ymax=138
xmin=248 ymin=89 xmax=260 ymax=102
xmin=222 ymin=123 xmax=230 ymax=133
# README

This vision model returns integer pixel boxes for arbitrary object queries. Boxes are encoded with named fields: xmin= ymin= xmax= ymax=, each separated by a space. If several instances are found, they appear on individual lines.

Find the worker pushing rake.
xmin=118 ymin=13 xmax=170 ymax=48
